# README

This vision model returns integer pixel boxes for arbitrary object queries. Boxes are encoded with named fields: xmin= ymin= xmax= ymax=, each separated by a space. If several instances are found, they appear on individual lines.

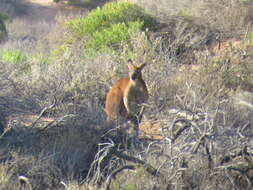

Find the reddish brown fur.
xmin=105 ymin=78 xmax=129 ymax=121
xmin=105 ymin=62 xmax=148 ymax=122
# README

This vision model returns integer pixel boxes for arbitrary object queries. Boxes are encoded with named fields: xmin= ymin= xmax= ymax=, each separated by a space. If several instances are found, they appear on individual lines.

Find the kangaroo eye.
xmin=131 ymin=71 xmax=139 ymax=80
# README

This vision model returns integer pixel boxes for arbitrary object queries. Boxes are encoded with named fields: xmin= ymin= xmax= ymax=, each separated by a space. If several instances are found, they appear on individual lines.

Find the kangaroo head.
xmin=127 ymin=60 xmax=146 ymax=81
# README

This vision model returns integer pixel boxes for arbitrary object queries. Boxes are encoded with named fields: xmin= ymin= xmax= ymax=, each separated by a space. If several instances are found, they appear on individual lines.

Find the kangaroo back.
xmin=105 ymin=78 xmax=129 ymax=121
xmin=105 ymin=60 xmax=148 ymax=122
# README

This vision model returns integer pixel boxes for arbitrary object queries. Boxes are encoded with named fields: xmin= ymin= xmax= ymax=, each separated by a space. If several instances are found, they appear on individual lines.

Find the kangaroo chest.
xmin=126 ymin=84 xmax=147 ymax=103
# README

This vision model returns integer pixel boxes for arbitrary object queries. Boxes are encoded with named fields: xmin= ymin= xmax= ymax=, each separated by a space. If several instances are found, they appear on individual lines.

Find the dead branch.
xmin=18 ymin=176 xmax=32 ymax=190
xmin=167 ymin=168 xmax=187 ymax=181
xmin=110 ymin=148 xmax=162 ymax=177
xmin=225 ymin=167 xmax=236 ymax=189
xmin=220 ymin=146 xmax=253 ymax=165
xmin=39 ymin=120 xmax=56 ymax=131
xmin=83 ymin=139 xmax=116 ymax=185
xmin=60 ymin=181 xmax=68 ymax=190
xmin=104 ymin=165 xmax=135 ymax=190
xmin=31 ymin=98 xmax=56 ymax=128
xmin=192 ymin=133 xmax=209 ymax=153
xmin=0 ymin=124 xmax=12 ymax=140
xmin=205 ymin=142 xmax=213 ymax=169
xmin=168 ymin=108 xmax=206 ymax=121
xmin=170 ymin=119 xmax=192 ymax=143
xmin=236 ymin=121 xmax=250 ymax=138
xmin=84 ymin=137 xmax=165 ymax=188
xmin=39 ymin=114 xmax=76 ymax=131
xmin=224 ymin=165 xmax=253 ymax=189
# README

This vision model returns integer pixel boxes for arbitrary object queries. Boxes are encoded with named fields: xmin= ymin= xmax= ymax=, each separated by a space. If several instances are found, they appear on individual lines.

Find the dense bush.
xmin=65 ymin=2 xmax=156 ymax=51
xmin=0 ymin=12 xmax=8 ymax=42
xmin=1 ymin=50 xmax=26 ymax=64
xmin=247 ymin=31 xmax=253 ymax=44
xmin=0 ymin=50 xmax=30 ymax=74
xmin=1 ymin=0 xmax=253 ymax=189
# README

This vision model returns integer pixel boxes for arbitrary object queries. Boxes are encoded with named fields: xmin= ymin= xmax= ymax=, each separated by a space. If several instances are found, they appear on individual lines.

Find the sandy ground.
xmin=25 ymin=0 xmax=54 ymax=6
xmin=20 ymin=0 xmax=88 ymax=22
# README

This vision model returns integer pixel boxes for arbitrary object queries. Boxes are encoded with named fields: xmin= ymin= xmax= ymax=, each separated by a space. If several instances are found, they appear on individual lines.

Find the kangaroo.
xmin=105 ymin=60 xmax=148 ymax=123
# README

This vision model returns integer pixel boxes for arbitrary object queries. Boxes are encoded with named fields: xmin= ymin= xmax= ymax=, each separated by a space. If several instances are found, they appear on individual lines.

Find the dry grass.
xmin=0 ymin=107 xmax=107 ymax=189
xmin=1 ymin=0 xmax=253 ymax=189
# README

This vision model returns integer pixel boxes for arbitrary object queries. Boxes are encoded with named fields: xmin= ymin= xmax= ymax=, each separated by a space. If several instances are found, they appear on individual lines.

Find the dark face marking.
xmin=128 ymin=62 xmax=146 ymax=81
xmin=131 ymin=69 xmax=141 ymax=80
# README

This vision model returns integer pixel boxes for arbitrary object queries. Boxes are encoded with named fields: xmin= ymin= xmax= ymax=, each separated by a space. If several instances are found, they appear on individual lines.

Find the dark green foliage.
xmin=0 ymin=50 xmax=30 ymax=74
xmin=65 ymin=2 xmax=157 ymax=51
xmin=0 ymin=12 xmax=8 ymax=41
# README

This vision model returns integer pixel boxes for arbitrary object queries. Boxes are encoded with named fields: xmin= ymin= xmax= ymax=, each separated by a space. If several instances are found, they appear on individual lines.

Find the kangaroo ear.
xmin=138 ymin=63 xmax=146 ymax=70
xmin=127 ymin=59 xmax=136 ymax=71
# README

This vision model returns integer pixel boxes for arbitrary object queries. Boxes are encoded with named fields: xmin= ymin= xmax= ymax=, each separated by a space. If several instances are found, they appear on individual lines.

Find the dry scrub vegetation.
xmin=1 ymin=0 xmax=253 ymax=189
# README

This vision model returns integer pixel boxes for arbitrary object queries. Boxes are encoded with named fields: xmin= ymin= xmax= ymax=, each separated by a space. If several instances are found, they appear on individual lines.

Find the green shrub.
xmin=0 ymin=12 xmax=8 ymax=41
xmin=82 ymin=2 xmax=156 ymax=34
xmin=65 ymin=2 xmax=157 ymax=52
xmin=86 ymin=21 xmax=142 ymax=50
xmin=2 ymin=50 xmax=26 ymax=64
xmin=1 ymin=50 xmax=30 ymax=74
xmin=247 ymin=31 xmax=253 ymax=44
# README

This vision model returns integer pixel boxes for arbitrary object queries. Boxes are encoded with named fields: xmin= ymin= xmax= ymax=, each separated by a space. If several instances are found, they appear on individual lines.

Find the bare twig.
xmin=192 ymin=133 xmax=208 ymax=153
xmin=170 ymin=119 xmax=192 ymax=143
xmin=0 ymin=125 xmax=11 ymax=140
xmin=60 ymin=181 xmax=69 ymax=190
xmin=225 ymin=167 xmax=236 ymax=189
xmin=229 ymin=167 xmax=253 ymax=187
xmin=39 ymin=114 xmax=76 ymax=131
xmin=167 ymin=168 xmax=187 ymax=181
xmin=205 ymin=142 xmax=213 ymax=169
xmin=236 ymin=121 xmax=250 ymax=138
xmin=111 ymin=148 xmax=162 ymax=177
xmin=83 ymin=137 xmax=165 ymax=188
xmin=104 ymin=165 xmax=135 ymax=190
xmin=18 ymin=176 xmax=32 ymax=190
xmin=39 ymin=120 xmax=56 ymax=131
xmin=83 ymin=139 xmax=115 ymax=185
xmin=31 ymin=98 xmax=56 ymax=128
xmin=220 ymin=146 xmax=252 ymax=165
